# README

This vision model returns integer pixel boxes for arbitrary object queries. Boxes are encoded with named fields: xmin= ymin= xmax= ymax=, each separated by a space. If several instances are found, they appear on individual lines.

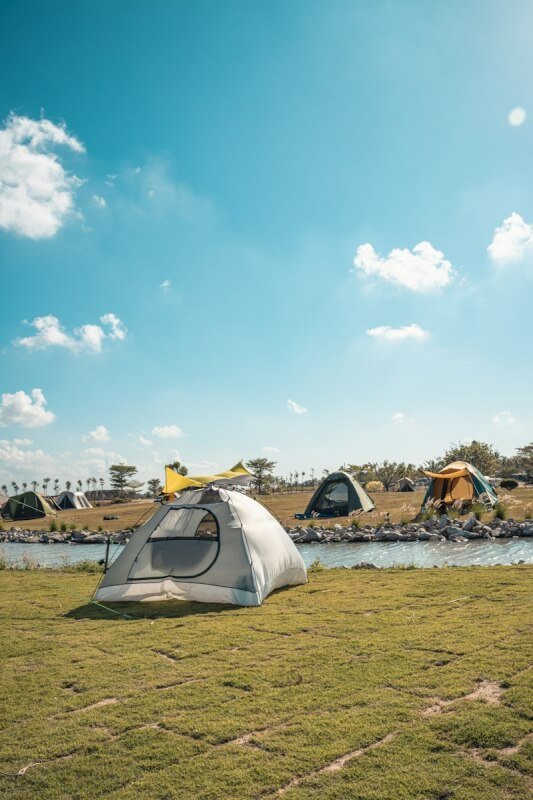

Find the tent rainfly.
xmin=422 ymin=461 xmax=498 ymax=510
xmin=397 ymin=477 xmax=415 ymax=492
xmin=96 ymin=486 xmax=307 ymax=606
xmin=56 ymin=491 xmax=92 ymax=510
xmin=296 ymin=471 xmax=375 ymax=519
xmin=3 ymin=491 xmax=58 ymax=520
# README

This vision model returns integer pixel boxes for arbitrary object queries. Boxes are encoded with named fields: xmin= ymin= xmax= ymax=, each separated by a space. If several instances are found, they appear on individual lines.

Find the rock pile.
xmin=287 ymin=514 xmax=533 ymax=544
xmin=0 ymin=529 xmax=132 ymax=545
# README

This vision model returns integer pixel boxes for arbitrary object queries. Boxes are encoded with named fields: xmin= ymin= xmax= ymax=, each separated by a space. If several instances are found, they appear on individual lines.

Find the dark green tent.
xmin=4 ymin=491 xmax=57 ymax=520
xmin=296 ymin=471 xmax=375 ymax=519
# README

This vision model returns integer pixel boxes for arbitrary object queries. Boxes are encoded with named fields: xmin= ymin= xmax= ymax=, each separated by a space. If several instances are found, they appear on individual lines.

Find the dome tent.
xmin=422 ymin=461 xmax=498 ymax=510
xmin=296 ymin=471 xmax=375 ymax=519
xmin=3 ymin=491 xmax=57 ymax=520
xmin=96 ymin=486 xmax=307 ymax=606
xmin=56 ymin=491 xmax=92 ymax=510
xmin=397 ymin=477 xmax=415 ymax=492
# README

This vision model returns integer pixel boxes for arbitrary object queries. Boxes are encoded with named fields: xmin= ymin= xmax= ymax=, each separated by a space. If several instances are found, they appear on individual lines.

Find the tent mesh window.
xmin=314 ymin=481 xmax=349 ymax=516
xmin=128 ymin=507 xmax=220 ymax=581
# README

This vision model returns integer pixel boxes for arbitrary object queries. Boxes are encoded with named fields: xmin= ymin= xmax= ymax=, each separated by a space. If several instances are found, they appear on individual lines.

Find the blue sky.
xmin=1 ymin=0 xmax=532 ymax=487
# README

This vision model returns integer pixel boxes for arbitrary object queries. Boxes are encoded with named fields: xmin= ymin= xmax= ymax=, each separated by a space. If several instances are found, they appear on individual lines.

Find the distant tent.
xmin=3 ymin=491 xmax=58 ymax=520
xmin=422 ymin=461 xmax=498 ymax=510
xmin=296 ymin=471 xmax=375 ymax=519
xmin=0 ymin=492 xmax=8 ymax=510
xmin=96 ymin=486 xmax=307 ymax=606
xmin=397 ymin=477 xmax=415 ymax=492
xmin=56 ymin=491 xmax=92 ymax=510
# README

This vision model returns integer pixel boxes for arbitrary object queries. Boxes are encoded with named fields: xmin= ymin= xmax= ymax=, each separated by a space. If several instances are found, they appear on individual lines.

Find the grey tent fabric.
xmin=56 ymin=491 xmax=92 ymax=510
xmin=96 ymin=487 xmax=307 ymax=606
xmin=397 ymin=477 xmax=415 ymax=492
xmin=296 ymin=471 xmax=375 ymax=519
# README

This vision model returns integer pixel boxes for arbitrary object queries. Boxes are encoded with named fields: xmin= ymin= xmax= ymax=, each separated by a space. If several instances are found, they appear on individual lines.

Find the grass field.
xmin=5 ymin=487 xmax=533 ymax=532
xmin=0 ymin=567 xmax=531 ymax=799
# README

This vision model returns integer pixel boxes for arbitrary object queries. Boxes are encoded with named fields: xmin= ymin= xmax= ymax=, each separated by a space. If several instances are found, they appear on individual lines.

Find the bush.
xmin=493 ymin=502 xmax=507 ymax=520
xmin=308 ymin=558 xmax=327 ymax=573
xmin=500 ymin=479 xmax=519 ymax=491
xmin=60 ymin=521 xmax=68 ymax=532
xmin=0 ymin=547 xmax=6 ymax=570
xmin=49 ymin=519 xmax=58 ymax=532
xmin=471 ymin=503 xmax=485 ymax=521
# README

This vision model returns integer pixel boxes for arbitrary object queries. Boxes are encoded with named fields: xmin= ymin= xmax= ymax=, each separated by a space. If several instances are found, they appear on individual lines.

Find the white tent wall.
xmin=57 ymin=491 xmax=93 ymax=510
xmin=96 ymin=488 xmax=306 ymax=606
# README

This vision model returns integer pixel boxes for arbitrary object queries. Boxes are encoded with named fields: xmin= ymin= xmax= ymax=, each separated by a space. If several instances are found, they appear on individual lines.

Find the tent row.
xmin=1 ymin=490 xmax=92 ymax=520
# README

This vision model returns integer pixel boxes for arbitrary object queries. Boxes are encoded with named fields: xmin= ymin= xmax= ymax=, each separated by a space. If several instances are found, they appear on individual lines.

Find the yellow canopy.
xmin=422 ymin=468 xmax=469 ymax=480
xmin=163 ymin=460 xmax=252 ymax=496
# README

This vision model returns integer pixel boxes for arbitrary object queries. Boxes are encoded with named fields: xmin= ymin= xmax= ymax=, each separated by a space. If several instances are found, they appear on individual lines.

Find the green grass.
xmin=0 ymin=567 xmax=531 ymax=799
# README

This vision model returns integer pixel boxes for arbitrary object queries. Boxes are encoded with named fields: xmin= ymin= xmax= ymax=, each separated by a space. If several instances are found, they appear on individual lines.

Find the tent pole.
xmin=104 ymin=537 xmax=111 ymax=573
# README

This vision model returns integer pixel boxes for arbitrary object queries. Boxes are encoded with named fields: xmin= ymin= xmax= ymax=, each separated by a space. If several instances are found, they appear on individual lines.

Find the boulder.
xmin=462 ymin=514 xmax=477 ymax=532
xmin=351 ymin=562 xmax=381 ymax=570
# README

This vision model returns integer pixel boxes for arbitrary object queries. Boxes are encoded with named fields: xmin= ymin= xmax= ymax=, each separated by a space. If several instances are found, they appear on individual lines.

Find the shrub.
xmin=60 ymin=521 xmax=68 ymax=533
xmin=500 ymin=479 xmax=519 ymax=491
xmin=471 ymin=503 xmax=485 ymax=521
xmin=49 ymin=519 xmax=58 ymax=532
xmin=308 ymin=558 xmax=327 ymax=573
xmin=0 ymin=547 xmax=6 ymax=570
xmin=493 ymin=502 xmax=507 ymax=520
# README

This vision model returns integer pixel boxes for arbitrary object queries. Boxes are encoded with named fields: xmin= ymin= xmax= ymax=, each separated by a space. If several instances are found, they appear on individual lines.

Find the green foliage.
xmin=59 ymin=521 xmax=68 ymax=532
xmin=307 ymin=557 xmax=327 ymax=572
xmin=442 ymin=440 xmax=501 ymax=476
xmin=108 ymin=463 xmax=138 ymax=495
xmin=493 ymin=502 xmax=507 ymax=520
xmin=165 ymin=460 xmax=188 ymax=476
xmin=48 ymin=519 xmax=58 ymax=532
xmin=147 ymin=477 xmax=162 ymax=497
xmin=471 ymin=503 xmax=485 ymax=521
xmin=366 ymin=460 xmax=418 ymax=491
xmin=500 ymin=478 xmax=519 ymax=490
xmin=246 ymin=457 xmax=276 ymax=495
xmin=516 ymin=442 xmax=533 ymax=479
xmin=0 ymin=548 xmax=6 ymax=570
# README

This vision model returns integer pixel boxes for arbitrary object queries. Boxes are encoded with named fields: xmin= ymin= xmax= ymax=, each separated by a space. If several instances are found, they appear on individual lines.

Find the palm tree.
xmin=22 ymin=482 xmax=28 ymax=492
xmin=53 ymin=479 xmax=60 ymax=495
xmin=43 ymin=478 xmax=51 ymax=495
xmin=91 ymin=477 xmax=97 ymax=493
xmin=12 ymin=481 xmax=19 ymax=494
xmin=289 ymin=472 xmax=293 ymax=489
xmin=65 ymin=480 xmax=71 ymax=491
xmin=301 ymin=471 xmax=306 ymax=490
xmin=99 ymin=477 xmax=104 ymax=499
xmin=1 ymin=484 xmax=8 ymax=495
xmin=294 ymin=471 xmax=299 ymax=489
xmin=86 ymin=478 xmax=91 ymax=492
xmin=77 ymin=480 xmax=83 ymax=492
xmin=311 ymin=468 xmax=315 ymax=485
xmin=31 ymin=480 xmax=38 ymax=492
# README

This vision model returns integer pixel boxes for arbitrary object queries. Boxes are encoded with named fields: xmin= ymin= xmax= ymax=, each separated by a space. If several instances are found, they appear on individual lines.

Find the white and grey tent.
xmin=56 ymin=491 xmax=92 ymax=510
xmin=396 ymin=477 xmax=415 ymax=492
xmin=96 ymin=486 xmax=307 ymax=606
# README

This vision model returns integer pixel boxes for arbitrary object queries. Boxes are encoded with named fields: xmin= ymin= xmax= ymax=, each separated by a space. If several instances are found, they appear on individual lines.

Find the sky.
xmin=1 ymin=0 xmax=532 ymax=489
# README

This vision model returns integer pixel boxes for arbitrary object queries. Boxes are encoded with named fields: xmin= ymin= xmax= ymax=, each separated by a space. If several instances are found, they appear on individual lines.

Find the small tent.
xmin=296 ymin=471 xmax=375 ymax=519
xmin=56 ymin=491 xmax=92 ymax=510
xmin=96 ymin=486 xmax=307 ymax=606
xmin=397 ymin=477 xmax=415 ymax=492
xmin=422 ymin=461 xmax=498 ymax=510
xmin=3 ymin=491 xmax=58 ymax=520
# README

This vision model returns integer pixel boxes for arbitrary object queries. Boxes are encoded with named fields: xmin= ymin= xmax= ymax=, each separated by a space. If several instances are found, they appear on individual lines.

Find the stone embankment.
xmin=0 ymin=529 xmax=131 ymax=545
xmin=287 ymin=514 xmax=533 ymax=544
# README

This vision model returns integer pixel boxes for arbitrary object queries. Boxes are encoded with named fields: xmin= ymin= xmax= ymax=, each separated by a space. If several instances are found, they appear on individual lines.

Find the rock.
xmin=298 ymin=529 xmax=323 ymax=543
xmin=351 ymin=562 xmax=381 ymax=570
xmin=438 ymin=514 xmax=450 ymax=530
xmin=521 ymin=524 xmax=533 ymax=536
xmin=462 ymin=514 xmax=477 ymax=532
xmin=444 ymin=526 xmax=463 ymax=539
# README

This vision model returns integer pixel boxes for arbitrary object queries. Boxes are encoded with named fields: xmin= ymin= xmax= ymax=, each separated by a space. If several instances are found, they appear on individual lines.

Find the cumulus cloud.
xmin=100 ymin=313 xmax=127 ymax=341
xmin=92 ymin=194 xmax=106 ymax=208
xmin=0 ymin=388 xmax=55 ymax=428
xmin=493 ymin=411 xmax=516 ymax=426
xmin=83 ymin=425 xmax=110 ymax=443
xmin=353 ymin=241 xmax=454 ymax=292
xmin=0 ymin=113 xmax=84 ymax=238
xmin=508 ymin=107 xmax=526 ymax=127
xmin=287 ymin=399 xmax=307 ymax=414
xmin=138 ymin=435 xmax=153 ymax=446
xmin=263 ymin=446 xmax=280 ymax=453
xmin=366 ymin=323 xmax=429 ymax=342
xmin=152 ymin=425 xmax=183 ymax=439
xmin=160 ymin=279 xmax=171 ymax=291
xmin=487 ymin=212 xmax=533 ymax=264
xmin=0 ymin=440 xmax=53 ymax=472
xmin=15 ymin=313 xmax=126 ymax=353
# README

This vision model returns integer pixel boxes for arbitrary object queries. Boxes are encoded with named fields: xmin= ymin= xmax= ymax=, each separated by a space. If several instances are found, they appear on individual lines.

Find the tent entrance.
xmin=313 ymin=480 xmax=350 ymax=517
xmin=127 ymin=506 xmax=220 ymax=581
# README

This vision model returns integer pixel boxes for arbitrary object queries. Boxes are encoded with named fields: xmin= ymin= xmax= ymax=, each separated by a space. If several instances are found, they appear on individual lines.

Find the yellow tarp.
xmin=163 ymin=460 xmax=251 ymax=495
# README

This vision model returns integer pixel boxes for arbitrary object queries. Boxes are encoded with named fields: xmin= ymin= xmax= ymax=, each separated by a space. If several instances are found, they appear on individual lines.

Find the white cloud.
xmin=15 ymin=313 xmax=126 ymax=353
xmin=100 ymin=313 xmax=127 ymax=341
xmin=92 ymin=194 xmax=106 ymax=208
xmin=263 ymin=446 xmax=280 ymax=453
xmin=0 ymin=441 xmax=53 ymax=473
xmin=508 ymin=107 xmax=526 ymax=127
xmin=492 ymin=411 xmax=516 ymax=426
xmin=0 ymin=388 xmax=55 ymax=428
xmin=487 ymin=212 xmax=533 ymax=264
xmin=353 ymin=241 xmax=454 ymax=292
xmin=138 ymin=435 xmax=153 ymax=446
xmin=160 ymin=279 xmax=171 ymax=291
xmin=13 ymin=437 xmax=32 ymax=445
xmin=152 ymin=425 xmax=183 ymax=439
xmin=0 ymin=113 xmax=84 ymax=238
xmin=391 ymin=412 xmax=406 ymax=424
xmin=83 ymin=425 xmax=110 ymax=442
xmin=287 ymin=399 xmax=307 ymax=414
xmin=366 ymin=323 xmax=429 ymax=342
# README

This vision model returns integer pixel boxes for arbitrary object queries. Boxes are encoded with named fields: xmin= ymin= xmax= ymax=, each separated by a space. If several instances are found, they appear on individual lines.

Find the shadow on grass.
xmin=65 ymin=599 xmax=238 ymax=620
